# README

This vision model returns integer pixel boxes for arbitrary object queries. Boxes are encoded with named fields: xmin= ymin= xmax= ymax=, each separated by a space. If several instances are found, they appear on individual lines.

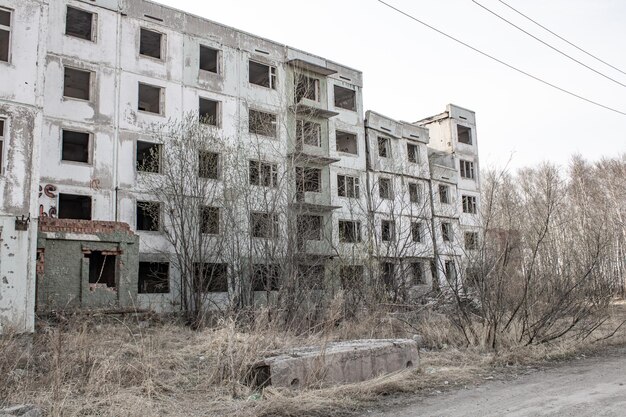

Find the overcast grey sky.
xmin=154 ymin=0 xmax=626 ymax=170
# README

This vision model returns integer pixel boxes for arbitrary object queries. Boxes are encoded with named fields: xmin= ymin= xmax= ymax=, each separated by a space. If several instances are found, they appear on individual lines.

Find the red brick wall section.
xmin=38 ymin=218 xmax=133 ymax=235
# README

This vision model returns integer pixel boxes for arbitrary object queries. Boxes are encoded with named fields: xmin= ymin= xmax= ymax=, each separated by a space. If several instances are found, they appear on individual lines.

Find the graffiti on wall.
xmin=38 ymin=184 xmax=57 ymax=218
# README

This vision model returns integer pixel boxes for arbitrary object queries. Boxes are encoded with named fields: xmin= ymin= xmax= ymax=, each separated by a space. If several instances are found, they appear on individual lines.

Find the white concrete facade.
xmin=0 ymin=0 xmax=481 ymax=332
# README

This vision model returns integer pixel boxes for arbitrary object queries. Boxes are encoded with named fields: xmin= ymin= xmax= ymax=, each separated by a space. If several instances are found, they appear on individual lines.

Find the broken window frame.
xmin=379 ymin=177 xmax=393 ymax=200
xmin=457 ymin=125 xmax=472 ymax=145
xmin=296 ymin=119 xmax=321 ymax=147
xmin=381 ymin=220 xmax=395 ymax=242
xmin=63 ymin=67 xmax=92 ymax=101
xmin=250 ymin=212 xmax=279 ymax=239
xmin=136 ymin=140 xmax=162 ymax=173
xmin=136 ymin=201 xmax=161 ymax=232
xmin=408 ymin=182 xmax=421 ymax=203
xmin=462 ymin=195 xmax=477 ymax=214
xmin=138 ymin=261 xmax=170 ymax=294
xmin=460 ymin=159 xmax=475 ymax=179
xmin=338 ymin=220 xmax=361 ymax=243
xmin=139 ymin=27 xmax=165 ymax=60
xmin=138 ymin=82 xmax=164 ymax=115
xmin=377 ymin=136 xmax=391 ymax=158
xmin=87 ymin=251 xmax=116 ymax=288
xmin=65 ymin=6 xmax=95 ymax=42
xmin=333 ymin=85 xmax=356 ymax=111
xmin=61 ymin=129 xmax=91 ymax=164
xmin=201 ymin=206 xmax=220 ymax=235
xmin=298 ymin=264 xmax=325 ymax=290
xmin=58 ymin=193 xmax=92 ymax=220
xmin=381 ymin=262 xmax=395 ymax=289
xmin=465 ymin=231 xmax=479 ymax=250
xmin=337 ymin=174 xmax=360 ymax=198
xmin=444 ymin=260 xmax=457 ymax=284
xmin=0 ymin=7 xmax=12 ymax=63
xmin=295 ymin=73 xmax=320 ymax=102
xmin=441 ymin=222 xmax=453 ymax=242
xmin=336 ymin=130 xmax=358 ymax=155
xmin=199 ymin=44 xmax=220 ymax=74
xmin=249 ymin=109 xmax=277 ymax=138
xmin=297 ymin=214 xmax=323 ymax=241
xmin=411 ymin=262 xmax=424 ymax=285
xmin=249 ymin=60 xmax=277 ymax=89
xmin=198 ymin=150 xmax=220 ymax=179
xmin=411 ymin=221 xmax=423 ymax=243
xmin=439 ymin=184 xmax=450 ymax=204
xmin=199 ymin=97 xmax=220 ymax=126
xmin=407 ymin=143 xmax=419 ymax=163
xmin=295 ymin=166 xmax=322 ymax=193
xmin=194 ymin=262 xmax=228 ymax=293
xmin=249 ymin=160 xmax=278 ymax=188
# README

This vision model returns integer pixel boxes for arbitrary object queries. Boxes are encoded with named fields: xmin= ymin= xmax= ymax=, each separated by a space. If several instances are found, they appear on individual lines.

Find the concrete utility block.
xmin=250 ymin=339 xmax=419 ymax=388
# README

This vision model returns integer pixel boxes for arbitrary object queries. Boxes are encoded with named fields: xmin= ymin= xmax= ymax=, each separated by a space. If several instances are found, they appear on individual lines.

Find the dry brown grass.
xmin=1 ymin=303 xmax=625 ymax=417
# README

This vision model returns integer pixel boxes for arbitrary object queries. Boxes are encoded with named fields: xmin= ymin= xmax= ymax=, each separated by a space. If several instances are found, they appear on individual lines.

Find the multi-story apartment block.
xmin=0 ymin=0 xmax=480 ymax=333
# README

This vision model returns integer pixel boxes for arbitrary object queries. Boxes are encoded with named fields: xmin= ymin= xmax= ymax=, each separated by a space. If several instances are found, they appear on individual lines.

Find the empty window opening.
xmin=199 ymin=45 xmax=219 ymax=73
xmin=339 ymin=220 xmax=361 ymax=243
xmin=460 ymin=160 xmax=475 ymax=179
xmin=439 ymin=184 xmax=450 ymax=204
xmin=252 ymin=264 xmax=280 ymax=291
xmin=377 ymin=136 xmax=391 ymax=158
xmin=140 ymin=28 xmax=163 ymax=59
xmin=296 ymin=119 xmax=321 ymax=147
xmin=58 ymin=193 xmax=91 ymax=220
xmin=340 ymin=265 xmax=363 ymax=290
xmin=441 ymin=222 xmax=453 ymax=242
xmin=201 ymin=206 xmax=220 ymax=235
xmin=137 ymin=201 xmax=160 ymax=231
xmin=66 ymin=6 xmax=94 ymax=41
xmin=251 ymin=212 xmax=278 ymax=238
xmin=249 ymin=61 xmax=276 ymax=89
xmin=296 ymin=167 xmax=321 ymax=194
xmin=0 ymin=8 xmax=11 ymax=62
xmin=249 ymin=160 xmax=278 ymax=188
xmin=411 ymin=262 xmax=424 ymax=285
xmin=337 ymin=174 xmax=360 ymax=198
xmin=61 ymin=130 xmax=90 ymax=163
xmin=249 ymin=109 xmax=277 ymax=137
xmin=379 ymin=177 xmax=392 ymax=200
xmin=298 ymin=215 xmax=323 ymax=241
xmin=298 ymin=264 xmax=325 ymax=290
xmin=381 ymin=220 xmax=395 ymax=242
xmin=334 ymin=85 xmax=356 ymax=111
xmin=407 ymin=143 xmax=419 ymax=163
xmin=411 ymin=222 xmax=423 ymax=243
xmin=199 ymin=97 xmax=219 ymax=125
xmin=138 ymin=83 xmax=162 ymax=114
xmin=444 ymin=260 xmax=457 ymax=284
xmin=295 ymin=74 xmax=319 ymax=102
xmin=462 ymin=195 xmax=477 ymax=214
xmin=381 ymin=262 xmax=395 ymax=289
xmin=199 ymin=151 xmax=219 ymax=179
xmin=64 ymin=67 xmax=91 ymax=100
xmin=336 ymin=131 xmax=357 ymax=154
xmin=465 ymin=231 xmax=479 ymax=250
xmin=138 ymin=262 xmax=169 ymax=294
xmin=409 ymin=182 xmax=421 ymax=203
xmin=87 ymin=251 xmax=116 ymax=288
xmin=136 ymin=141 xmax=161 ymax=173
xmin=457 ymin=125 xmax=472 ymax=145
xmin=194 ymin=263 xmax=228 ymax=293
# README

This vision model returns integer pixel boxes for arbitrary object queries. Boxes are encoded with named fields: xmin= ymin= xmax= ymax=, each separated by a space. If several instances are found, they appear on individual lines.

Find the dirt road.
xmin=365 ymin=348 xmax=626 ymax=417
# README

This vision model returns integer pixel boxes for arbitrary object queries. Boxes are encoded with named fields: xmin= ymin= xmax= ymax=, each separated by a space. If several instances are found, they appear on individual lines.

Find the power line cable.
xmin=497 ymin=0 xmax=626 ymax=77
xmin=375 ymin=0 xmax=626 ymax=117
xmin=472 ymin=0 xmax=626 ymax=88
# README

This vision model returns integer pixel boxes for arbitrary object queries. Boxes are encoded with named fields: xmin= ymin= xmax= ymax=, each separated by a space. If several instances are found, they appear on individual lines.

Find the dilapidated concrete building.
xmin=0 ymin=0 xmax=480 ymax=332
